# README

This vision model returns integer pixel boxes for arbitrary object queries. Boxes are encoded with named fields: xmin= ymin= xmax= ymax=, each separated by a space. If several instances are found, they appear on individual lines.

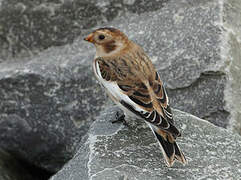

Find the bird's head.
xmin=84 ymin=27 xmax=129 ymax=57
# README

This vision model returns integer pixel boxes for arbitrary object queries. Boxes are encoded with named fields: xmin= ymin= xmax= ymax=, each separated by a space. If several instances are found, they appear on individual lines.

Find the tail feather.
xmin=150 ymin=125 xmax=187 ymax=167
xmin=174 ymin=142 xmax=187 ymax=164
xmin=153 ymin=130 xmax=175 ymax=167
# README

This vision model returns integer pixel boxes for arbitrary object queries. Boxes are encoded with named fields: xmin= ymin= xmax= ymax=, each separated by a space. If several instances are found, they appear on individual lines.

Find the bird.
xmin=84 ymin=27 xmax=187 ymax=167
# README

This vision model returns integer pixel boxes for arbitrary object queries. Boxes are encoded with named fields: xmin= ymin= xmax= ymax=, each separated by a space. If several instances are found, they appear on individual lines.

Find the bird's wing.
xmin=94 ymin=57 xmax=180 ymax=138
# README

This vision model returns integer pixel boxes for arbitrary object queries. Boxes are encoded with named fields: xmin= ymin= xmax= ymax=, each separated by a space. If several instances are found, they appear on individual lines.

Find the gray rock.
xmin=0 ymin=149 xmax=34 ymax=180
xmin=0 ymin=0 xmax=168 ymax=61
xmin=51 ymin=106 xmax=241 ymax=180
xmin=0 ymin=42 xmax=106 ymax=172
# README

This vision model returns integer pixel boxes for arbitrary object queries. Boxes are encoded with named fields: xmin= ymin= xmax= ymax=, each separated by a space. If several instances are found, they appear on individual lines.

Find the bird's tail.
xmin=150 ymin=126 xmax=187 ymax=167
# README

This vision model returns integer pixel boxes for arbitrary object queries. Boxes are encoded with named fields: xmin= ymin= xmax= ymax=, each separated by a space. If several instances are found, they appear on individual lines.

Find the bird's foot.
xmin=111 ymin=111 xmax=127 ymax=126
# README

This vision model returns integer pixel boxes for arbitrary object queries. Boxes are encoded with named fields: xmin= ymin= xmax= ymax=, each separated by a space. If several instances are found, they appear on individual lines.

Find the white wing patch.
xmin=93 ymin=59 xmax=148 ymax=115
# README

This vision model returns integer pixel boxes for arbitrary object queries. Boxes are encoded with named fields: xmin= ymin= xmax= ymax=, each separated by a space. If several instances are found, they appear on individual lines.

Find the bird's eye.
xmin=98 ymin=35 xmax=105 ymax=40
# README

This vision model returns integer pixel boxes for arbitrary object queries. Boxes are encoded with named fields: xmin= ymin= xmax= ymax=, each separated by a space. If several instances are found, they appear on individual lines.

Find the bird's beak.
xmin=84 ymin=33 xmax=94 ymax=43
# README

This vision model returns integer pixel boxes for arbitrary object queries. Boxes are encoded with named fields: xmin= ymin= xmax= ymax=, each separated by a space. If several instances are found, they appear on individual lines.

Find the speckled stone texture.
xmin=0 ymin=43 xmax=107 ymax=172
xmin=50 ymin=106 xmax=241 ymax=180
xmin=0 ymin=0 xmax=168 ymax=61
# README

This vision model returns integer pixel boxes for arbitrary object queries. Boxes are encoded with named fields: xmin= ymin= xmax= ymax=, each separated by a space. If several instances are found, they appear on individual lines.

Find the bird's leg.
xmin=111 ymin=111 xmax=127 ymax=125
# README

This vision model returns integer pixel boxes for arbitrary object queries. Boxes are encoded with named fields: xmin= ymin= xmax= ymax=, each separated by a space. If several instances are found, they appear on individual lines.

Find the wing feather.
xmin=94 ymin=57 xmax=180 ymax=138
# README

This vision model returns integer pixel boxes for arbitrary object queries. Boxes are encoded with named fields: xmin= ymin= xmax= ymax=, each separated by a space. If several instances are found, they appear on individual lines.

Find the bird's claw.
xmin=111 ymin=111 xmax=127 ymax=126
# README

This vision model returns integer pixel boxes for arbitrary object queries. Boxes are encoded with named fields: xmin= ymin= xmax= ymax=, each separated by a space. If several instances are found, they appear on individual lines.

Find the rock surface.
xmin=51 ymin=106 xmax=241 ymax=180
xmin=0 ymin=0 xmax=168 ymax=61
xmin=0 ymin=149 xmax=34 ymax=180
xmin=0 ymin=43 xmax=107 ymax=172
xmin=225 ymin=0 xmax=241 ymax=133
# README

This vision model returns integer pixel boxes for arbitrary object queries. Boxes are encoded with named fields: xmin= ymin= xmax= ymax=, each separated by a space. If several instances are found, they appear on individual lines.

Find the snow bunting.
xmin=84 ymin=27 xmax=187 ymax=167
